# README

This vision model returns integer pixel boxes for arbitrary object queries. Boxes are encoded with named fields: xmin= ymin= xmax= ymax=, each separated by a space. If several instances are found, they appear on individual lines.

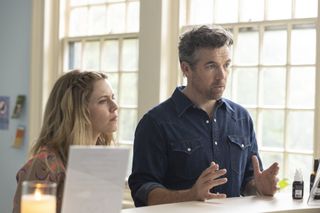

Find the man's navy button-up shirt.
xmin=128 ymin=87 xmax=262 ymax=207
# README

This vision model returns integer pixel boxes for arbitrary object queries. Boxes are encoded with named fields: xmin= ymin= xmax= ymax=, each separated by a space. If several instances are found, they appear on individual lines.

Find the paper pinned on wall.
xmin=12 ymin=125 xmax=25 ymax=149
xmin=0 ymin=96 xmax=9 ymax=130
xmin=12 ymin=95 xmax=26 ymax=119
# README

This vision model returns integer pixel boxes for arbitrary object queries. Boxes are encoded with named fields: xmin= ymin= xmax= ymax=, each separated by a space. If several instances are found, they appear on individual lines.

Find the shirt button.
xmin=213 ymin=118 xmax=217 ymax=122
xmin=187 ymin=148 xmax=191 ymax=152
xmin=206 ymin=120 xmax=209 ymax=124
xmin=214 ymin=141 xmax=218 ymax=146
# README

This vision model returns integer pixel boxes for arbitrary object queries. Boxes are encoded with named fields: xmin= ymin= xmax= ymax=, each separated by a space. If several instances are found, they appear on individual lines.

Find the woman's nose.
xmin=111 ymin=100 xmax=119 ymax=112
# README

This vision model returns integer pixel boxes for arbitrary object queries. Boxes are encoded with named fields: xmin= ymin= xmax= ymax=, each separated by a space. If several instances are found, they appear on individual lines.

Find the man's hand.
xmin=147 ymin=162 xmax=228 ymax=205
xmin=252 ymin=155 xmax=279 ymax=196
xmin=190 ymin=162 xmax=228 ymax=200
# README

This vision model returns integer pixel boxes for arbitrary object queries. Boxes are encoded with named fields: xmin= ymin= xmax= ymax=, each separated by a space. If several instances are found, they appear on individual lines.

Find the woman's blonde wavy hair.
xmin=31 ymin=70 xmax=113 ymax=165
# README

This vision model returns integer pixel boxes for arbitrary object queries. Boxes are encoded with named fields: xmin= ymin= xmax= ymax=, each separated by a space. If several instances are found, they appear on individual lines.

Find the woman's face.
xmin=87 ymin=79 xmax=118 ymax=138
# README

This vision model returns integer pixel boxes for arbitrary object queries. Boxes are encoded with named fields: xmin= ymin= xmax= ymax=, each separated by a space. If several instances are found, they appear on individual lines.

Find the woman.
xmin=13 ymin=70 xmax=118 ymax=213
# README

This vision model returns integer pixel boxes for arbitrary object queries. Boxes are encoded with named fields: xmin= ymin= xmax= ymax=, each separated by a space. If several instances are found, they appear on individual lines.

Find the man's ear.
xmin=180 ymin=61 xmax=191 ymax=77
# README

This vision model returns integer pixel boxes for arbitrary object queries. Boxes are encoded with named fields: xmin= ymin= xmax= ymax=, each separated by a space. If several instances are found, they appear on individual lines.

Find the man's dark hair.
xmin=178 ymin=25 xmax=233 ymax=67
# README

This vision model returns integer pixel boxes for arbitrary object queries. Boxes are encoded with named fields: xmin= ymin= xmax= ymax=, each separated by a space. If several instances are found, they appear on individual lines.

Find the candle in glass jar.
xmin=21 ymin=189 xmax=56 ymax=213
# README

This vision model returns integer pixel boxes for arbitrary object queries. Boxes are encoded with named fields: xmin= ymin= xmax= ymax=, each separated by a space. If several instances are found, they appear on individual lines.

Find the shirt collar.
xmin=172 ymin=86 xmax=235 ymax=117
xmin=220 ymin=98 xmax=235 ymax=113
xmin=172 ymin=86 xmax=194 ymax=117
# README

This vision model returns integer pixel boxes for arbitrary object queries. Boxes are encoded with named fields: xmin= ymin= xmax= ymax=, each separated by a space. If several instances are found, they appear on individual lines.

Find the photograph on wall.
xmin=12 ymin=125 xmax=25 ymax=149
xmin=12 ymin=95 xmax=26 ymax=118
xmin=0 ymin=96 xmax=9 ymax=130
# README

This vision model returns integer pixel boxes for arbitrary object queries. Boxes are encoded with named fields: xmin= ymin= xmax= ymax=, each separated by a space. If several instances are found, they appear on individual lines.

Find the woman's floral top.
xmin=12 ymin=147 xmax=66 ymax=213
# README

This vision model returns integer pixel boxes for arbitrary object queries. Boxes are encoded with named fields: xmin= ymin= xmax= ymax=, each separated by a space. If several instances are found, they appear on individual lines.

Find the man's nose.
xmin=215 ymin=66 xmax=226 ymax=79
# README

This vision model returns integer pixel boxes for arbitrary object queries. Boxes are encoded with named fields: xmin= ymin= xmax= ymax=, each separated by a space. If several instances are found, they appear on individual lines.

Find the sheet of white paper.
xmin=61 ymin=146 xmax=130 ymax=213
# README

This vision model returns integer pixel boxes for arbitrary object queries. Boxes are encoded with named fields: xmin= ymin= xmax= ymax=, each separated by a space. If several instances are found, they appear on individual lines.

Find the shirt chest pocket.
xmin=171 ymin=139 xmax=202 ymax=154
xmin=168 ymin=138 xmax=206 ymax=179
xmin=227 ymin=135 xmax=251 ymax=175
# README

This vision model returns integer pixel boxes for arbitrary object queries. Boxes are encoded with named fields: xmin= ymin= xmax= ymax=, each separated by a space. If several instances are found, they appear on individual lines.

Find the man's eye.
xmin=207 ymin=64 xmax=216 ymax=70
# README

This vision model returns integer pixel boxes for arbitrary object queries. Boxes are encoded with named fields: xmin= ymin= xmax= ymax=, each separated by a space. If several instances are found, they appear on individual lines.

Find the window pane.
xmin=233 ymin=68 xmax=258 ymax=105
xmin=291 ymin=27 xmax=316 ymax=65
xmin=267 ymin=0 xmax=291 ymax=20
xmin=107 ymin=3 xmax=125 ymax=33
xmin=215 ymin=0 xmax=238 ymax=23
xmin=260 ymin=152 xmax=284 ymax=178
xmin=106 ymin=72 xmax=119 ymax=100
xmin=288 ymin=67 xmax=315 ymax=108
xmin=89 ymin=0 xmax=108 ymax=3
xmin=240 ymin=0 xmax=263 ymax=22
xmin=88 ymin=6 xmax=106 ymax=35
xmin=260 ymin=110 xmax=284 ymax=148
xmin=120 ymin=73 xmax=138 ymax=106
xmin=224 ymin=69 xmax=233 ymax=98
xmin=119 ymin=109 xmax=137 ymax=142
xmin=234 ymin=28 xmax=259 ymax=65
xmin=288 ymin=154 xmax=313 ymax=182
xmin=287 ymin=111 xmax=314 ymax=151
xmin=127 ymin=1 xmax=140 ymax=32
xmin=262 ymin=28 xmax=287 ymax=65
xmin=295 ymin=0 xmax=318 ymax=18
xmin=260 ymin=68 xmax=286 ymax=106
xmin=68 ymin=42 xmax=82 ymax=70
xmin=179 ymin=0 xmax=187 ymax=25
xmin=121 ymin=39 xmax=139 ymax=71
xmin=189 ymin=0 xmax=213 ymax=25
xmin=70 ymin=0 xmax=87 ymax=6
xmin=69 ymin=7 xmax=88 ymax=36
xmin=83 ymin=42 xmax=100 ymax=70
xmin=105 ymin=0 xmax=126 ymax=2
xmin=247 ymin=108 xmax=257 ymax=128
xmin=102 ymin=40 xmax=119 ymax=71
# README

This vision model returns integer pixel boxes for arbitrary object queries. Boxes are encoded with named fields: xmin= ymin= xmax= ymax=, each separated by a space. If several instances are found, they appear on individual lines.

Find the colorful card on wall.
xmin=0 ymin=96 xmax=9 ymax=130
xmin=12 ymin=125 xmax=25 ymax=148
xmin=12 ymin=95 xmax=26 ymax=118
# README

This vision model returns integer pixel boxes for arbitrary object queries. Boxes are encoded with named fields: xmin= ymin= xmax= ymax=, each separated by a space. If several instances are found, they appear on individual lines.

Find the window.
xmin=62 ymin=0 xmax=140 ymax=145
xmin=180 ymin=0 xmax=318 ymax=179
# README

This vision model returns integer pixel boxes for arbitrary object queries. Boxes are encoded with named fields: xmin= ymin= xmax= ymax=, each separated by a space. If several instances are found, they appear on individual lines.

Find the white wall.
xmin=0 ymin=0 xmax=32 ymax=212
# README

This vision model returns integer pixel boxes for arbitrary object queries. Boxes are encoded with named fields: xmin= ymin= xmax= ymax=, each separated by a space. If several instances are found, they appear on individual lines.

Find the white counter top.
xmin=122 ymin=192 xmax=320 ymax=213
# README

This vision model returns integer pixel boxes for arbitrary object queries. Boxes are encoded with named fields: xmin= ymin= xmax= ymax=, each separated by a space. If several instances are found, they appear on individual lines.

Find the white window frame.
xmin=29 ymin=0 xmax=61 ymax=151
xmin=178 ymin=0 xmax=320 ymax=167
xmin=28 ymin=0 xmax=179 ymax=145
xmin=29 ymin=0 xmax=320 ymax=158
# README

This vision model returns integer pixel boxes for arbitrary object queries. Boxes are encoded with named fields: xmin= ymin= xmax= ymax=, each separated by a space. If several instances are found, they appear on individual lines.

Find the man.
xmin=128 ymin=25 xmax=279 ymax=207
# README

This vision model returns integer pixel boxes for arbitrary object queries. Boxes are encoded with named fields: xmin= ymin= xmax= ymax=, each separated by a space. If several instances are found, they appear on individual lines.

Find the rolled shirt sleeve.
xmin=128 ymin=114 xmax=168 ymax=206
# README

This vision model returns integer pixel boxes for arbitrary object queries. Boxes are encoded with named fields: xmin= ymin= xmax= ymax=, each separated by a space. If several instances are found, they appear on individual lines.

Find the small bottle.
xmin=292 ymin=169 xmax=304 ymax=199
xmin=310 ymin=159 xmax=319 ymax=191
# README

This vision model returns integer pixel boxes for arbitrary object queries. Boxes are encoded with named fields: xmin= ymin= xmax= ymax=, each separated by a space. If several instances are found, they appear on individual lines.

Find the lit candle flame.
xmin=34 ymin=188 xmax=42 ymax=201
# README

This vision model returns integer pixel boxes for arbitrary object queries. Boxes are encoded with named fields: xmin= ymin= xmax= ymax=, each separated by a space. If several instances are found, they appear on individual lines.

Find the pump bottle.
xmin=292 ymin=169 xmax=304 ymax=199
